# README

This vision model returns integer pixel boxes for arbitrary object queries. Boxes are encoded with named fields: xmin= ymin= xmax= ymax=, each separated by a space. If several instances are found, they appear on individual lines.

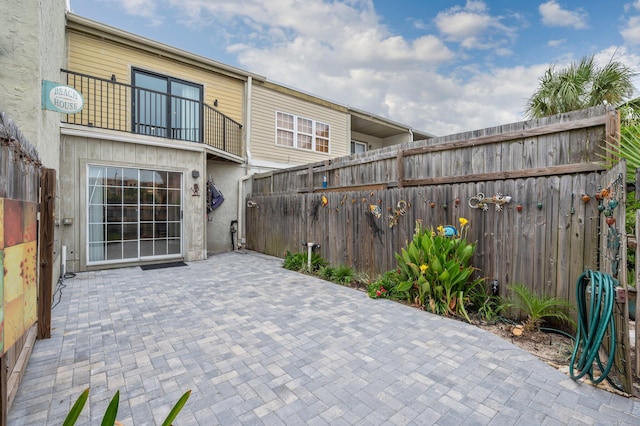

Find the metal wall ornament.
xmin=468 ymin=193 xmax=512 ymax=211
xmin=389 ymin=200 xmax=408 ymax=228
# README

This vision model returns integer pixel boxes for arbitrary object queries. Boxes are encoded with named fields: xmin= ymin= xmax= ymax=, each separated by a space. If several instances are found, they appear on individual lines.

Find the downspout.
xmin=237 ymin=76 xmax=253 ymax=248
xmin=237 ymin=174 xmax=251 ymax=248
xmin=245 ymin=76 xmax=253 ymax=172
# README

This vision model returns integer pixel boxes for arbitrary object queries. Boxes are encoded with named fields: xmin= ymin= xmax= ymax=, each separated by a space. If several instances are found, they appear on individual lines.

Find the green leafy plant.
xmin=393 ymin=218 xmax=483 ymax=322
xmin=505 ymin=283 xmax=575 ymax=331
xmin=283 ymin=251 xmax=328 ymax=272
xmin=318 ymin=265 xmax=335 ymax=281
xmin=331 ymin=265 xmax=354 ymax=284
xmin=602 ymin=126 xmax=640 ymax=183
xmin=283 ymin=251 xmax=305 ymax=271
xmin=475 ymin=294 xmax=508 ymax=323
xmin=63 ymin=388 xmax=190 ymax=426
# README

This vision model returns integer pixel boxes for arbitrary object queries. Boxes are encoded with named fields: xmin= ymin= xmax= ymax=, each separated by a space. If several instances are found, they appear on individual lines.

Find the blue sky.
xmin=68 ymin=0 xmax=640 ymax=136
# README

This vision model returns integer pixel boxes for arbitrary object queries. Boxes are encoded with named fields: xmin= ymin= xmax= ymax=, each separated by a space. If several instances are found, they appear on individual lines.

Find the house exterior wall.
xmin=66 ymin=27 xmax=245 ymax=124
xmin=60 ymin=131 xmax=207 ymax=272
xmin=250 ymin=83 xmax=349 ymax=170
xmin=64 ymin=17 xmax=262 ymax=268
xmin=61 ymin=13 xmax=426 ymax=265
xmin=0 ymin=0 xmax=66 ymax=167
xmin=0 ymin=0 xmax=66 ymax=282
xmin=351 ymin=131 xmax=412 ymax=151
xmin=205 ymin=161 xmax=246 ymax=254
xmin=382 ymin=133 xmax=411 ymax=147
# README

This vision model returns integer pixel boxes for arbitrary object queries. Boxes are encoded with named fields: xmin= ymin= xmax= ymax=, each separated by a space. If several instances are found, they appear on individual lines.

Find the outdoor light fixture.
xmin=213 ymin=99 xmax=218 ymax=107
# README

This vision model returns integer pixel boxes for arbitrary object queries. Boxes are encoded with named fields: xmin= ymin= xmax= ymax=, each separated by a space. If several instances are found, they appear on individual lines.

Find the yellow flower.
xmin=459 ymin=217 xmax=469 ymax=227
xmin=420 ymin=264 xmax=428 ymax=274
xmin=431 ymin=231 xmax=436 ymax=237
xmin=437 ymin=225 xmax=444 ymax=235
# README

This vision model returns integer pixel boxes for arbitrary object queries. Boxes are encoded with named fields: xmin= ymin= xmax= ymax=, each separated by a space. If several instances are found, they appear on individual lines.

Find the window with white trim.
xmin=276 ymin=112 xmax=330 ymax=153
xmin=351 ymin=141 xmax=367 ymax=154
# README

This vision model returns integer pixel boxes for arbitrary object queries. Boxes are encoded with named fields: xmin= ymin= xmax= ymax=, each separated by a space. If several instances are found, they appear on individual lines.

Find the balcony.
xmin=61 ymin=70 xmax=243 ymax=158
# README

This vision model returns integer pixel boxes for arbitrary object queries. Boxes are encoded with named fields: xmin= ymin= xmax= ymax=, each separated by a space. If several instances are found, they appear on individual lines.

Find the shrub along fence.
xmin=246 ymin=105 xmax=635 ymax=391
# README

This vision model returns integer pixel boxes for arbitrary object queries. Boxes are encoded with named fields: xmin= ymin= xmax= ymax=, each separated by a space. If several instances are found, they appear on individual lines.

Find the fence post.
xmin=396 ymin=149 xmax=404 ymax=188
xmin=37 ymin=168 xmax=56 ymax=339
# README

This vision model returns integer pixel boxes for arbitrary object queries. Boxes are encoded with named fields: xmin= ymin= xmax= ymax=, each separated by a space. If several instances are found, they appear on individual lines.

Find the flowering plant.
xmin=393 ymin=218 xmax=483 ymax=322
xmin=367 ymin=270 xmax=401 ymax=299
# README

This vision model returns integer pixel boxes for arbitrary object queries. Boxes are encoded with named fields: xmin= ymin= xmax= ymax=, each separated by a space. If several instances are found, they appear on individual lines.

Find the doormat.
xmin=140 ymin=261 xmax=187 ymax=271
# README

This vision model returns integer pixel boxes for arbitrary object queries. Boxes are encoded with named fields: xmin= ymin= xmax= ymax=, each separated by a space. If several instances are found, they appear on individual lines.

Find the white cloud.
xmin=95 ymin=0 xmax=533 ymax=135
xmin=434 ymin=0 xmax=516 ymax=50
xmin=87 ymin=0 xmax=635 ymax=136
xmin=621 ymin=15 xmax=640 ymax=45
xmin=539 ymin=1 xmax=588 ymax=29
xmin=411 ymin=18 xmax=428 ymax=31
xmin=548 ymin=39 xmax=566 ymax=47
xmin=98 ymin=0 xmax=163 ymax=25
xmin=624 ymin=1 xmax=640 ymax=13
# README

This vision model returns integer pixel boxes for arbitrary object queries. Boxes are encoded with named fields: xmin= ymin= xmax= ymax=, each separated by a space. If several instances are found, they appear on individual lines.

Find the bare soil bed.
xmin=475 ymin=320 xmax=640 ymax=399
xmin=346 ymin=281 xmax=640 ymax=398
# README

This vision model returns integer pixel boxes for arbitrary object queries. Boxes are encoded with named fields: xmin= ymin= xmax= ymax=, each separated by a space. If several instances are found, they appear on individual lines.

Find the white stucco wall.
xmin=0 ymin=0 xmax=66 ymax=280
xmin=0 ymin=0 xmax=66 ymax=169
xmin=206 ymin=161 xmax=247 ymax=254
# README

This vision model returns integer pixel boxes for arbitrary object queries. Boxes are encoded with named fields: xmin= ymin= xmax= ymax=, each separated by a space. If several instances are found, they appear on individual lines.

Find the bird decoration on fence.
xmin=369 ymin=204 xmax=382 ymax=219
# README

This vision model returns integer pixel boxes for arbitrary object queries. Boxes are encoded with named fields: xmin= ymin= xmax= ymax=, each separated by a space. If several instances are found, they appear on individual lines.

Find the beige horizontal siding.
xmin=250 ymin=84 xmax=348 ymax=167
xmin=67 ymin=31 xmax=244 ymax=124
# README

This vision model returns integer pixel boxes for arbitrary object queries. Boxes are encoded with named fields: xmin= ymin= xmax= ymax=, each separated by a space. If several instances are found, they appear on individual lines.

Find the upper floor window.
xmin=132 ymin=69 xmax=203 ymax=142
xmin=276 ymin=112 xmax=330 ymax=153
xmin=351 ymin=141 xmax=367 ymax=154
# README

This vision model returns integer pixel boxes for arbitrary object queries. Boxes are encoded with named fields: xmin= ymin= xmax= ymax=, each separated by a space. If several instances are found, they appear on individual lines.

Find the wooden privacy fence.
xmin=247 ymin=106 xmax=618 ymax=293
xmin=247 ymin=105 xmax=638 ymax=391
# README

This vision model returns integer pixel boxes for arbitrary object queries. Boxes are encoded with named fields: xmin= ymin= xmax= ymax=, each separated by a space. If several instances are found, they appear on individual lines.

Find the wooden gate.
xmin=596 ymin=161 xmax=633 ymax=393
xmin=0 ymin=112 xmax=55 ymax=424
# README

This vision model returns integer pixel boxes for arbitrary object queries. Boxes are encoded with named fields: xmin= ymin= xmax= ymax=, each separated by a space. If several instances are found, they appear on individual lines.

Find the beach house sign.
xmin=42 ymin=80 xmax=84 ymax=114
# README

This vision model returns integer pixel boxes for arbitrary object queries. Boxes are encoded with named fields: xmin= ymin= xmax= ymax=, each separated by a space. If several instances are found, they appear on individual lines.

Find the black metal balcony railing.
xmin=61 ymin=70 xmax=243 ymax=157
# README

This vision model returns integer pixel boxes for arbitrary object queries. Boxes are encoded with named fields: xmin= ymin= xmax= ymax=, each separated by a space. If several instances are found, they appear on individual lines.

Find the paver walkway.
xmin=7 ymin=251 xmax=640 ymax=425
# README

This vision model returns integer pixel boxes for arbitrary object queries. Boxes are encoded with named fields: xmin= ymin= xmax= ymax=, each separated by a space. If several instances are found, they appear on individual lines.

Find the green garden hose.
xmin=569 ymin=269 xmax=619 ymax=388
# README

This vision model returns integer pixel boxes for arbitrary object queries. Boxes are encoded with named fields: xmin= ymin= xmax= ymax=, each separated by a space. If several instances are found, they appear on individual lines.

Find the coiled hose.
xmin=569 ymin=269 xmax=619 ymax=389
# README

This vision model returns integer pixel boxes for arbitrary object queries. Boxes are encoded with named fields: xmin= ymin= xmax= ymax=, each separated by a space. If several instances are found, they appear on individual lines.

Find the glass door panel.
xmin=87 ymin=166 xmax=183 ymax=264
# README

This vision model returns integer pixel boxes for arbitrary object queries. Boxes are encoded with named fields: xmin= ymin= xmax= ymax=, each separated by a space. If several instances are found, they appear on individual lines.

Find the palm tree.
xmin=601 ymin=97 xmax=640 ymax=182
xmin=525 ymin=55 xmax=636 ymax=119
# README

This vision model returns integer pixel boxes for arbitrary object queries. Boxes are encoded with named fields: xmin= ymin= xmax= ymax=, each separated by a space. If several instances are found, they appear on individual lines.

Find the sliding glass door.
xmin=88 ymin=165 xmax=182 ymax=264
